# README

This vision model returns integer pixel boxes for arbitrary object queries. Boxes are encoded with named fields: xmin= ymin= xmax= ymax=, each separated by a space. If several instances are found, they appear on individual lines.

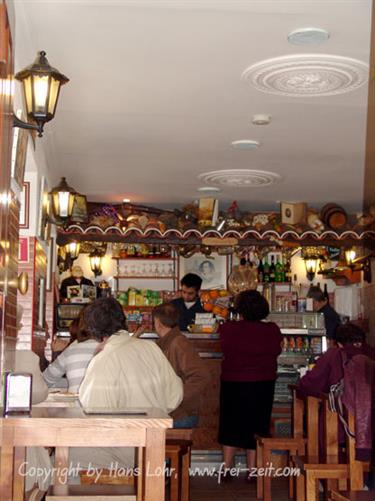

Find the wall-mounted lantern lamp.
xmin=14 ymin=51 xmax=69 ymax=137
xmin=49 ymin=177 xmax=76 ymax=221
xmin=302 ymin=246 xmax=324 ymax=282
xmin=304 ymin=258 xmax=319 ymax=282
xmin=344 ymin=247 xmax=373 ymax=283
xmin=89 ymin=251 xmax=103 ymax=277
xmin=65 ymin=241 xmax=80 ymax=260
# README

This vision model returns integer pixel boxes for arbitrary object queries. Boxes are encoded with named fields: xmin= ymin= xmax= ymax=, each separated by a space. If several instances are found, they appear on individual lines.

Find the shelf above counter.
xmin=115 ymin=275 xmax=176 ymax=279
xmin=112 ymin=256 xmax=174 ymax=261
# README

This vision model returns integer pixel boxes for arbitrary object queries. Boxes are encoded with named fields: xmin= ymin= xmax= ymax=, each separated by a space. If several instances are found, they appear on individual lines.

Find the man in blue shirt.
xmin=171 ymin=273 xmax=205 ymax=331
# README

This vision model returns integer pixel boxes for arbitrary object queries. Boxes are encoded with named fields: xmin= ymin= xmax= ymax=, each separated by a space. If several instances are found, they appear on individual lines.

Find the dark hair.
xmin=235 ymin=289 xmax=269 ymax=321
xmin=306 ymin=286 xmax=325 ymax=302
xmin=335 ymin=323 xmax=366 ymax=345
xmin=180 ymin=273 xmax=202 ymax=291
xmin=152 ymin=303 xmax=179 ymax=329
xmin=83 ymin=297 xmax=127 ymax=341
xmin=69 ymin=307 xmax=92 ymax=343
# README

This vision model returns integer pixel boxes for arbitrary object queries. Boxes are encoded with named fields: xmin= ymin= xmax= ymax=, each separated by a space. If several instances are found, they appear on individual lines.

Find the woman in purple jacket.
xmin=218 ymin=290 xmax=282 ymax=480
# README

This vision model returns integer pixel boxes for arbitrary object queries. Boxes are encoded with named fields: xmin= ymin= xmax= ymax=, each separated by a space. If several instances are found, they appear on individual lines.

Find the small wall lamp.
xmin=89 ymin=251 xmax=103 ymax=277
xmin=49 ymin=177 xmax=76 ymax=221
xmin=14 ymin=51 xmax=69 ymax=137
xmin=304 ymin=258 xmax=319 ymax=282
xmin=65 ymin=241 xmax=80 ymax=260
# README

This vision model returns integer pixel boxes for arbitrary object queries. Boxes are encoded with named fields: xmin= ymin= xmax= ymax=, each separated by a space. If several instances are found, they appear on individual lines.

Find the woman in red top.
xmin=218 ymin=290 xmax=282 ymax=480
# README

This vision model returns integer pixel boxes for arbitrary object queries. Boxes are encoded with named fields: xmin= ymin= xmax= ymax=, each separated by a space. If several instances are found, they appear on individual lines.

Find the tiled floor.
xmin=189 ymin=474 xmax=290 ymax=501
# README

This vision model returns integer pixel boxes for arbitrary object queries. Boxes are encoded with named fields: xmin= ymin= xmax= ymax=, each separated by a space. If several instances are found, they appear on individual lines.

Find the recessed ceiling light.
xmin=197 ymin=186 xmax=221 ymax=193
xmin=231 ymin=140 xmax=260 ymax=150
xmin=252 ymin=114 xmax=271 ymax=125
xmin=123 ymin=198 xmax=131 ymax=203
xmin=288 ymin=27 xmax=330 ymax=45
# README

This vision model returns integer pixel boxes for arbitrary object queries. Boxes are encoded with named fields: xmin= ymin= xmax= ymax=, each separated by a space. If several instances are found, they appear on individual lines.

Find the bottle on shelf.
xmin=269 ymin=256 xmax=276 ymax=282
xmin=284 ymin=259 xmax=292 ymax=283
xmin=228 ymin=300 xmax=237 ymax=321
xmin=257 ymin=259 xmax=264 ymax=282
xmin=275 ymin=256 xmax=284 ymax=282
xmin=263 ymin=257 xmax=270 ymax=283
xmin=323 ymin=283 xmax=329 ymax=303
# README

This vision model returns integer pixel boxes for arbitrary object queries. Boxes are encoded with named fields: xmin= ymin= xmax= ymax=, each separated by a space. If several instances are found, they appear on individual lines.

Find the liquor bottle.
xmin=257 ymin=259 xmax=264 ymax=282
xmin=269 ymin=256 xmax=276 ymax=282
xmin=323 ymin=283 xmax=329 ymax=303
xmin=284 ymin=259 xmax=292 ymax=283
xmin=275 ymin=256 xmax=284 ymax=282
xmin=228 ymin=300 xmax=237 ymax=321
xmin=263 ymin=257 xmax=270 ymax=283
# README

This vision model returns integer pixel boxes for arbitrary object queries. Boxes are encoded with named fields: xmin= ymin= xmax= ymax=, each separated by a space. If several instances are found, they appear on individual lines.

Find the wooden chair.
xmin=77 ymin=428 xmax=193 ymax=501
xmin=329 ymin=491 xmax=374 ymax=501
xmin=293 ymin=395 xmax=367 ymax=501
xmin=255 ymin=385 xmax=312 ymax=501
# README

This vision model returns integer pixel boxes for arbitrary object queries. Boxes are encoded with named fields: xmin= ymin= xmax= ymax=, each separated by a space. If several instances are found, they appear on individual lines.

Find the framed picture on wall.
xmin=71 ymin=194 xmax=88 ymax=223
xmin=19 ymin=182 xmax=30 ymax=229
xmin=11 ymin=112 xmax=29 ymax=190
xmin=179 ymin=253 xmax=228 ymax=290
xmin=18 ymin=237 xmax=29 ymax=263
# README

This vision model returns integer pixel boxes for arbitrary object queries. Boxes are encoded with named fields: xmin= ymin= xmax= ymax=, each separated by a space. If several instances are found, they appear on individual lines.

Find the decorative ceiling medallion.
xmin=241 ymin=54 xmax=369 ymax=97
xmin=198 ymin=169 xmax=282 ymax=188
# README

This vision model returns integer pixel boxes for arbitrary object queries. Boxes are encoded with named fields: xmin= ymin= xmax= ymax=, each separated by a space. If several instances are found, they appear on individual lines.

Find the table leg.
xmin=0 ymin=422 xmax=15 ymax=500
xmin=13 ymin=447 xmax=26 ymax=500
xmin=54 ymin=446 xmax=69 ymax=485
xmin=143 ymin=428 xmax=166 ymax=501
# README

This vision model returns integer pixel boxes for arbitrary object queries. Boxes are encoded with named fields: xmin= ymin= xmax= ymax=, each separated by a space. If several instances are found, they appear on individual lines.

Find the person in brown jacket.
xmin=152 ymin=302 xmax=211 ymax=428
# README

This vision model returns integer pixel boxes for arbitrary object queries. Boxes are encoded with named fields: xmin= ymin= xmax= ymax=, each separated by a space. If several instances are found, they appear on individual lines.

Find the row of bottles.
xmin=257 ymin=256 xmax=292 ymax=283
xmin=282 ymin=336 xmax=322 ymax=354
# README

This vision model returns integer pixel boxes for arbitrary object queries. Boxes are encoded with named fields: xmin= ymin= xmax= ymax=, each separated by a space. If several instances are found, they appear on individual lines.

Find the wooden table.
xmin=0 ymin=406 xmax=172 ymax=500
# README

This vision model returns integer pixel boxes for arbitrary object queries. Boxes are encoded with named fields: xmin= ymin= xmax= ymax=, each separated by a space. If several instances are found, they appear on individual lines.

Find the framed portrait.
xmin=11 ymin=113 xmax=29 ymax=189
xmin=179 ymin=253 xmax=228 ymax=290
xmin=18 ymin=237 xmax=29 ymax=263
xmin=19 ymin=182 xmax=30 ymax=229
xmin=71 ymin=194 xmax=88 ymax=223
xmin=37 ymin=176 xmax=51 ymax=241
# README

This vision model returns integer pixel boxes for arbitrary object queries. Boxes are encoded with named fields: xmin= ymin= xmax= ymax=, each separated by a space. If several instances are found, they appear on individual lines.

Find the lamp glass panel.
xmin=48 ymin=77 xmax=60 ymax=116
xmin=33 ymin=75 xmax=49 ymax=115
xmin=305 ymin=259 xmax=317 ymax=273
xmin=57 ymin=191 xmax=70 ymax=218
xmin=345 ymin=250 xmax=356 ymax=265
xmin=23 ymin=76 xmax=33 ymax=116
xmin=67 ymin=242 xmax=80 ymax=259
xmin=90 ymin=255 xmax=102 ymax=272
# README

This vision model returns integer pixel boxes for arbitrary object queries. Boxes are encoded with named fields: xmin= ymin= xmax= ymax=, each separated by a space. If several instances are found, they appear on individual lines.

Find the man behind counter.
xmin=171 ymin=273 xmax=205 ymax=331
xmin=59 ymin=265 xmax=94 ymax=300
xmin=307 ymin=286 xmax=341 ymax=343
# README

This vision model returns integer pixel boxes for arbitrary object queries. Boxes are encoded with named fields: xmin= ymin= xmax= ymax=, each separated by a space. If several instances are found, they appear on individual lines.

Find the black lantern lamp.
xmin=89 ymin=251 xmax=103 ymax=277
xmin=65 ymin=241 xmax=80 ymax=260
xmin=14 ymin=51 xmax=69 ymax=137
xmin=49 ymin=177 xmax=76 ymax=220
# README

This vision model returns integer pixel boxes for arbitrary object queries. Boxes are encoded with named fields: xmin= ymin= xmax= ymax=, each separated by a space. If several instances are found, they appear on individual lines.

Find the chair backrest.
xmin=290 ymin=385 xmax=304 ymax=439
xmin=322 ymin=393 xmax=364 ymax=490
xmin=306 ymin=395 xmax=320 ymax=456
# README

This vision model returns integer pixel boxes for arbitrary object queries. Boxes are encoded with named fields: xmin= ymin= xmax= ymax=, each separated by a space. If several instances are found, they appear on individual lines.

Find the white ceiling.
xmin=13 ymin=0 xmax=373 ymax=211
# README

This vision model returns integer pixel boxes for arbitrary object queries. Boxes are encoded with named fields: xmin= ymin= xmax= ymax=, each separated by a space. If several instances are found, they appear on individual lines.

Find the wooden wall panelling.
xmin=0 ymin=2 xmax=18 ymax=374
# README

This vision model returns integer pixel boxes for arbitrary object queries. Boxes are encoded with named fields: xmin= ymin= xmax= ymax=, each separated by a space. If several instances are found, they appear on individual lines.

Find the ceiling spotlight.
xmin=231 ymin=140 xmax=260 ymax=150
xmin=197 ymin=186 xmax=221 ymax=194
xmin=252 ymin=114 xmax=271 ymax=125
xmin=287 ymin=27 xmax=330 ymax=45
xmin=123 ymin=198 xmax=131 ymax=203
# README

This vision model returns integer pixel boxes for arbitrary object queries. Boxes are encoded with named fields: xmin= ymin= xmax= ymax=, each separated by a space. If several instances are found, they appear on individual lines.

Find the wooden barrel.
xmin=320 ymin=203 xmax=348 ymax=229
